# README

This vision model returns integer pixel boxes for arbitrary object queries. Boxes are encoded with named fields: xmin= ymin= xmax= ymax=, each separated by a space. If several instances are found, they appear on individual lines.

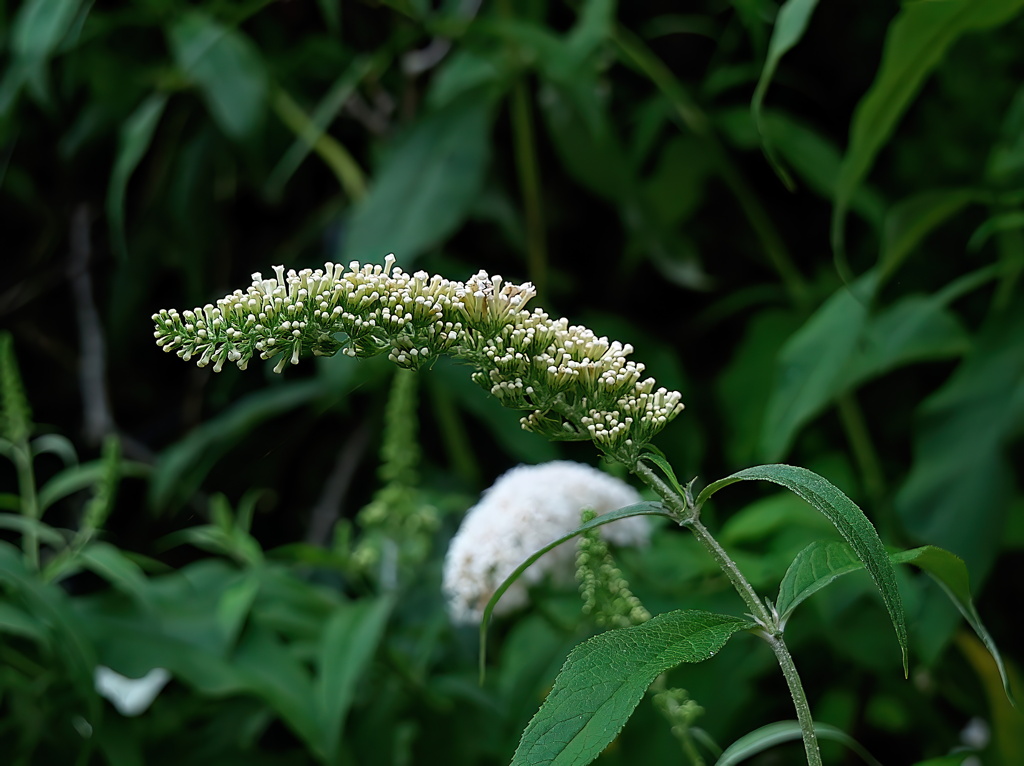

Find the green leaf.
xmin=38 ymin=457 xmax=148 ymax=513
xmin=342 ymin=95 xmax=494 ymax=264
xmin=512 ymin=610 xmax=751 ymax=766
xmin=317 ymin=597 xmax=393 ymax=764
xmin=777 ymin=541 xmax=1014 ymax=704
xmin=479 ymin=502 xmax=676 ymax=678
xmin=968 ymin=210 xmax=1024 ymax=251
xmin=832 ymin=0 xmax=1024 ymax=257
xmin=77 ymin=542 xmax=151 ymax=604
xmin=168 ymin=13 xmax=268 ymax=142
xmin=879 ymin=188 xmax=984 ymax=282
xmin=758 ymin=274 xmax=876 ymax=461
xmin=698 ymin=464 xmax=908 ymax=674
xmin=106 ymin=92 xmax=168 ymax=260
xmin=751 ymin=0 xmax=821 ymax=189
xmin=10 ymin=0 xmax=82 ymax=59
xmin=0 ymin=601 xmax=46 ymax=641
xmin=716 ymin=720 xmax=883 ymax=766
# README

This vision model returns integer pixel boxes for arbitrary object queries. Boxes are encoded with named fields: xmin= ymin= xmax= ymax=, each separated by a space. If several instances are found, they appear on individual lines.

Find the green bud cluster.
xmin=576 ymin=508 xmax=651 ymax=628
xmin=153 ymin=256 xmax=684 ymax=462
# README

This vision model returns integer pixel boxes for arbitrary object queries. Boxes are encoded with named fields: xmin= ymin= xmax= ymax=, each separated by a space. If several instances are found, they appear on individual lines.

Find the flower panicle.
xmin=153 ymin=256 xmax=684 ymax=459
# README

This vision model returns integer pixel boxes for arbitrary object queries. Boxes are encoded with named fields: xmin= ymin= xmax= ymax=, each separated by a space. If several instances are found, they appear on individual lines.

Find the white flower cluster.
xmin=153 ymin=256 xmax=684 ymax=458
xmin=442 ymin=461 xmax=649 ymax=624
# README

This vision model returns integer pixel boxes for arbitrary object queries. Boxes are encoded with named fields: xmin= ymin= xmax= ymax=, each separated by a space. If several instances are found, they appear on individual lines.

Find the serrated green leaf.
xmin=698 ymin=464 xmax=907 ymax=674
xmin=832 ymin=0 xmax=1024 ymax=257
xmin=169 ymin=13 xmax=267 ymax=142
xmin=317 ymin=597 xmax=392 ymax=764
xmin=479 ymin=502 xmax=675 ymax=679
xmin=342 ymin=95 xmax=494 ymax=264
xmin=716 ymin=720 xmax=882 ymax=766
xmin=751 ymin=0 xmax=821 ymax=189
xmin=513 ymin=610 xmax=751 ymax=766
xmin=107 ymin=92 xmax=168 ymax=260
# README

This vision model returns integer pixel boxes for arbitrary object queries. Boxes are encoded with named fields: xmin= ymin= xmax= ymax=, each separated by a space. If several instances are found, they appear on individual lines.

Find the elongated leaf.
xmin=77 ymin=542 xmax=151 ymax=604
xmin=751 ymin=0 xmax=821 ymax=188
xmin=0 ymin=602 xmax=46 ymax=641
xmin=10 ymin=0 xmax=82 ymax=58
xmin=513 ymin=610 xmax=752 ymax=766
xmin=759 ymin=274 xmax=875 ymax=461
xmin=716 ymin=720 xmax=883 ymax=766
xmin=698 ymin=464 xmax=907 ymax=674
xmin=343 ymin=95 xmax=494 ymax=264
xmin=879 ymin=188 xmax=984 ymax=281
xmin=832 ymin=0 xmax=1024 ymax=256
xmin=107 ymin=92 xmax=168 ymax=260
xmin=777 ymin=541 xmax=1013 ymax=702
xmin=38 ymin=458 xmax=148 ymax=513
xmin=317 ymin=597 xmax=393 ymax=764
xmin=169 ymin=13 xmax=267 ymax=142
xmin=479 ymin=502 xmax=675 ymax=677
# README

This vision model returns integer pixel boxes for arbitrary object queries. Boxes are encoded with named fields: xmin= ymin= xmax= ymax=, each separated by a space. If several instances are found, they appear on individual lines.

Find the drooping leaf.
xmin=716 ymin=719 xmax=883 ymax=766
xmin=698 ymin=464 xmax=908 ymax=674
xmin=512 ymin=610 xmax=752 ymax=766
xmin=832 ymin=0 xmax=1024 ymax=257
xmin=169 ymin=13 xmax=268 ymax=142
xmin=751 ymin=0 xmax=821 ymax=188
xmin=342 ymin=94 xmax=494 ymax=263
xmin=107 ymin=92 xmax=168 ymax=260
xmin=776 ymin=541 xmax=1014 ymax=703
xmin=10 ymin=0 xmax=83 ymax=59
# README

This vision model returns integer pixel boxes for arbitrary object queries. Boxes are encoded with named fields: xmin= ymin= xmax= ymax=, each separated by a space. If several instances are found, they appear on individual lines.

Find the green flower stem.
xmin=633 ymin=459 xmax=821 ymax=766
xmin=836 ymin=392 xmax=891 ymax=532
xmin=764 ymin=633 xmax=823 ymax=766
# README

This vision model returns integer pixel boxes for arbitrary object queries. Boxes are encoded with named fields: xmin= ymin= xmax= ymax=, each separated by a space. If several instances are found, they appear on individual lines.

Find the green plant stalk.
xmin=12 ymin=442 xmax=40 ymax=570
xmin=836 ymin=392 xmax=892 ymax=535
xmin=631 ymin=459 xmax=823 ymax=766
xmin=509 ymin=77 xmax=549 ymax=302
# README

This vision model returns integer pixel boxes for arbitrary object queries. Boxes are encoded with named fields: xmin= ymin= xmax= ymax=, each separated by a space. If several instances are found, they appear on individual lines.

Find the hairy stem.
xmin=633 ymin=459 xmax=822 ymax=765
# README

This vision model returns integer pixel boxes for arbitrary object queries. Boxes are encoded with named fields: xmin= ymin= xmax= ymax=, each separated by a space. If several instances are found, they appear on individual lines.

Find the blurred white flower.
xmin=443 ymin=461 xmax=649 ymax=624
xmin=94 ymin=666 xmax=171 ymax=716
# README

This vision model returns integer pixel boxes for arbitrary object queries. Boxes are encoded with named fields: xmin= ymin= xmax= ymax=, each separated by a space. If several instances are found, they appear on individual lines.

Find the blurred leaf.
xmin=759 ymin=275 xmax=875 ymax=461
xmin=10 ymin=0 xmax=83 ymax=58
xmin=30 ymin=433 xmax=78 ymax=466
xmin=512 ymin=610 xmax=751 ymax=766
xmin=107 ymin=92 xmax=168 ymax=260
xmin=169 ymin=12 xmax=268 ymax=142
xmin=0 ymin=601 xmax=46 ymax=641
xmin=150 ymin=379 xmax=325 ymax=511
xmin=896 ymin=306 xmax=1024 ymax=581
xmin=318 ymin=596 xmax=393 ymax=764
xmin=38 ymin=457 xmax=148 ymax=513
xmin=342 ymin=94 xmax=494 ymax=263
xmin=832 ymin=0 xmax=1024 ymax=256
xmin=968 ymin=209 xmax=1024 ymax=251
xmin=0 ymin=512 xmax=69 ymax=546
xmin=716 ymin=720 xmax=883 ymax=765
xmin=77 ymin=542 xmax=151 ymax=604
xmin=698 ymin=464 xmax=908 ymax=674
xmin=751 ymin=0 xmax=821 ymax=189
xmin=217 ymin=570 xmax=261 ymax=649
xmin=879 ymin=188 xmax=984 ymax=281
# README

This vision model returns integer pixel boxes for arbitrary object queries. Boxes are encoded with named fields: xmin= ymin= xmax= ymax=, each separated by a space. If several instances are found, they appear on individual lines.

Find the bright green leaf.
xmin=698 ymin=464 xmax=908 ymax=674
xmin=11 ymin=0 xmax=82 ymax=58
xmin=832 ymin=0 xmax=1024 ymax=257
xmin=342 ymin=95 xmax=494 ymax=264
xmin=512 ymin=610 xmax=752 ymax=766
xmin=716 ymin=719 xmax=883 ymax=766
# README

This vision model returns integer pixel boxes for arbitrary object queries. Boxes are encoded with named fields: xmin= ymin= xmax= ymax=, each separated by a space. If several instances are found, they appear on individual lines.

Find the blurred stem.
xmin=510 ymin=77 xmax=549 ymax=301
xmin=427 ymin=377 xmax=481 ymax=486
xmin=610 ymin=24 xmax=809 ymax=310
xmin=632 ymin=458 xmax=822 ymax=766
xmin=836 ymin=392 xmax=890 ymax=531
xmin=994 ymin=225 xmax=1024 ymax=310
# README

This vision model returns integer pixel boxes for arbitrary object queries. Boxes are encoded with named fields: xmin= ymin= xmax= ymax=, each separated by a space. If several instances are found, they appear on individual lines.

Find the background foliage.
xmin=2 ymin=0 xmax=1023 ymax=764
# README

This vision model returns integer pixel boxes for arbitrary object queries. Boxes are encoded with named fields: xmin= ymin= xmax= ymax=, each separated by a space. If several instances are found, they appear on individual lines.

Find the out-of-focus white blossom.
xmin=442 ymin=461 xmax=649 ymax=624
xmin=94 ymin=666 xmax=171 ymax=716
